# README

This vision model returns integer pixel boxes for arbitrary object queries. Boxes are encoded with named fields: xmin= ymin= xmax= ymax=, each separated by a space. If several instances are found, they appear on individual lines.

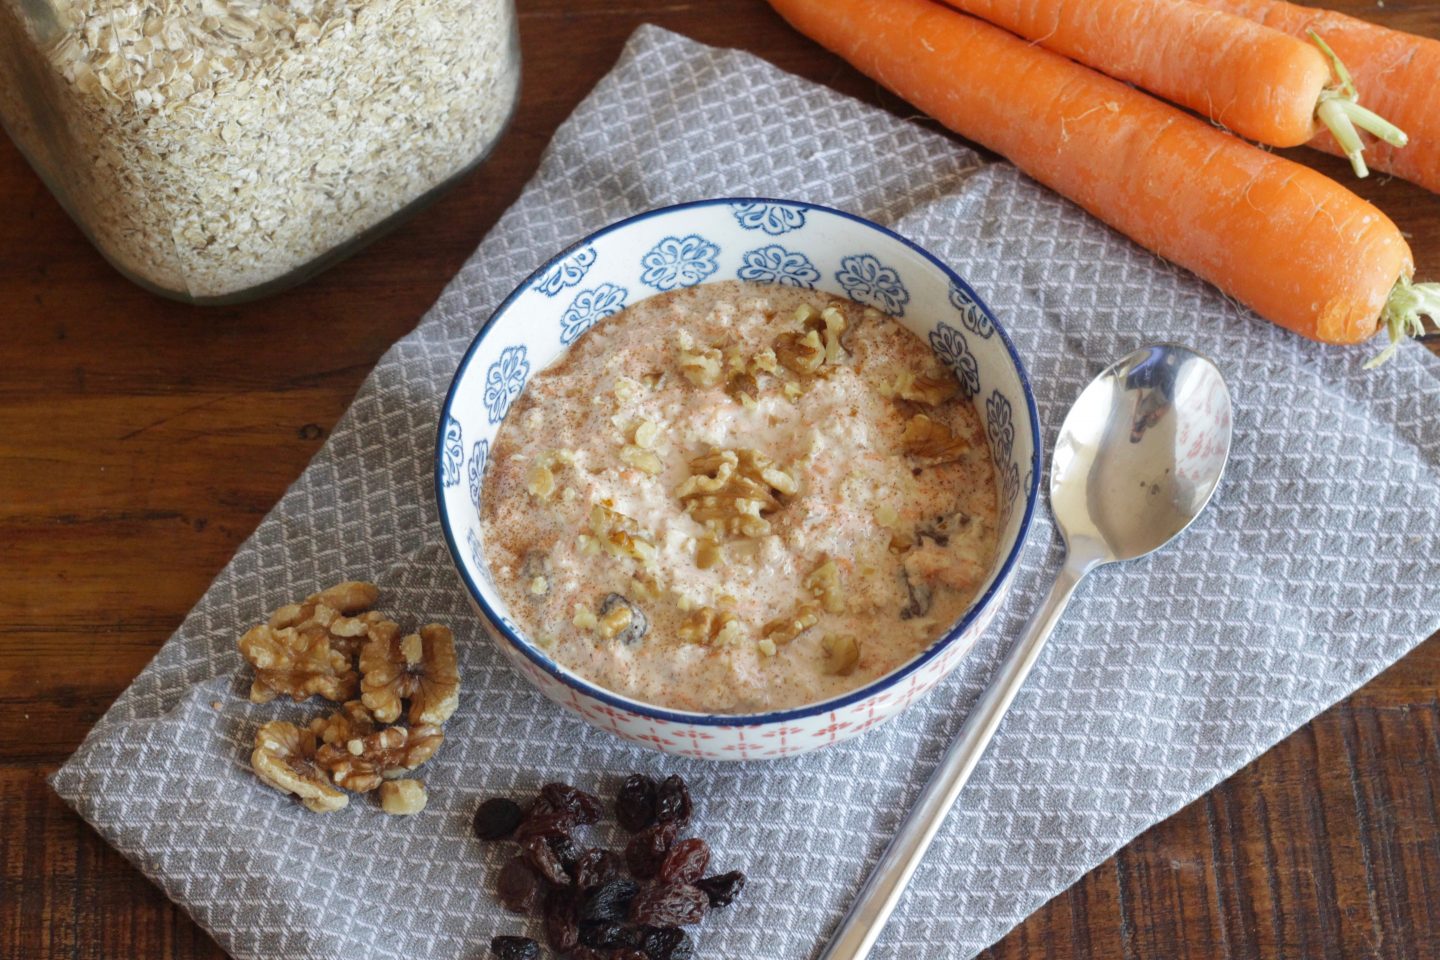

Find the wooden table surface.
xmin=3 ymin=1 xmax=1439 ymax=957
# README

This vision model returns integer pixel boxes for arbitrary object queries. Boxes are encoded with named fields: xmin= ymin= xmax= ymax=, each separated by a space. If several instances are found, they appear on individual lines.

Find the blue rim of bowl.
xmin=435 ymin=197 xmax=1042 ymax=727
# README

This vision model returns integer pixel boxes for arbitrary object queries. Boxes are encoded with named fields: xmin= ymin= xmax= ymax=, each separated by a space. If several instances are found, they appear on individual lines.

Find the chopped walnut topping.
xmin=894 ymin=371 xmax=959 ymax=406
xmin=821 ymin=635 xmax=861 ymax=676
xmin=309 ymin=700 xmax=379 ymax=748
xmin=317 ymin=723 xmax=444 ymax=793
xmin=760 ymin=603 xmax=821 ymax=646
xmin=775 ymin=329 xmax=825 ymax=376
xmin=725 ymin=371 xmax=759 ymax=404
xmin=589 ymin=501 xmax=658 ymax=564
xmin=380 ymin=779 xmax=428 ymax=815
xmin=694 ymin=536 xmax=722 ymax=570
xmin=677 ymin=331 xmax=724 ymax=387
xmin=802 ymin=305 xmax=848 ymax=365
xmin=804 ymin=558 xmax=845 ymax=615
xmin=675 ymin=448 xmax=796 ymax=540
xmin=596 ymin=593 xmax=649 ymax=644
xmin=359 ymin=624 xmax=461 ymax=726
xmin=900 ymin=414 xmax=970 ymax=462
xmin=678 ymin=607 xmax=744 ymax=646
xmin=252 ymin=721 xmax=348 ymax=813
xmin=598 ymin=603 xmax=633 ymax=640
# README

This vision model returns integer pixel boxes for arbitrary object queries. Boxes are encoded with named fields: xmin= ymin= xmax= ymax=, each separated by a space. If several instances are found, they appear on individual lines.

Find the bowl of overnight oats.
xmin=436 ymin=198 xmax=1040 ymax=759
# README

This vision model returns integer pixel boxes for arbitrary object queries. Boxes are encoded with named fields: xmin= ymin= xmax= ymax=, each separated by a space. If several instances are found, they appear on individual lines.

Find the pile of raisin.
xmin=474 ymin=774 xmax=746 ymax=960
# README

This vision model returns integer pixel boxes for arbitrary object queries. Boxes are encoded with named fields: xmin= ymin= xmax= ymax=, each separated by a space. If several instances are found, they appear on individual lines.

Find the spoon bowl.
xmin=1052 ymin=344 xmax=1232 ymax=564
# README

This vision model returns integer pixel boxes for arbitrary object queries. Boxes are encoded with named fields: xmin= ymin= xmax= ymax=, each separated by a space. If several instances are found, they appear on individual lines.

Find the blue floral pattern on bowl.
xmin=436 ymin=198 xmax=1041 ymax=757
xmin=561 ymin=283 xmax=628 ymax=344
xmin=536 ymin=246 xmax=597 ymax=297
xmin=731 ymin=201 xmax=806 ymax=235
xmin=836 ymin=254 xmax=910 ymax=316
xmin=640 ymin=235 xmax=720 ymax=290
xmin=737 ymin=244 xmax=820 ymax=288
xmin=440 ymin=416 xmax=463 ymax=488
xmin=929 ymin=322 xmax=981 ymax=397
xmin=483 ymin=345 xmax=529 ymax=424
xmin=467 ymin=439 xmax=489 ymax=509
xmin=949 ymin=280 xmax=995 ymax=338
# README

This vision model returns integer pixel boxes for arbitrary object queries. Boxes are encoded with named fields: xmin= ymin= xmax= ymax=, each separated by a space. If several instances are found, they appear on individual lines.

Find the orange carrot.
xmin=935 ymin=0 xmax=1406 ymax=174
xmin=766 ymin=0 xmax=1438 ymax=359
xmin=1195 ymin=0 xmax=1440 ymax=194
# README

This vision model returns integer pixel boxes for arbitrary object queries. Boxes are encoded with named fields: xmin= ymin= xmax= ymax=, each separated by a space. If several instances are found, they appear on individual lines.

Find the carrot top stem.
xmin=1309 ymin=31 xmax=1408 ymax=179
xmin=1367 ymin=277 xmax=1440 ymax=368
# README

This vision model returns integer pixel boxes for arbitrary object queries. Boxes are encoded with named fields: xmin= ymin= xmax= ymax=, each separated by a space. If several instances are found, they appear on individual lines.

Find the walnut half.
xmin=316 ymin=723 xmax=444 ymax=793
xmin=239 ymin=624 xmax=358 ymax=705
xmin=360 ymin=624 xmax=461 ymax=726
xmin=900 ymin=414 xmax=969 ymax=462
xmin=240 ymin=581 xmax=395 ymax=703
xmin=252 ymin=721 xmax=349 ymax=813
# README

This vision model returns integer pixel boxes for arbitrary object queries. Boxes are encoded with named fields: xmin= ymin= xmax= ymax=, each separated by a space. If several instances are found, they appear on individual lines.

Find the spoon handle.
xmin=816 ymin=554 xmax=1092 ymax=960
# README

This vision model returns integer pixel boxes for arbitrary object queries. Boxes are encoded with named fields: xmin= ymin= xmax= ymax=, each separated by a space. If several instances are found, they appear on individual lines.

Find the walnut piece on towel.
xmin=251 ymin=721 xmax=349 ymax=813
xmin=316 ymin=724 xmax=445 ymax=793
xmin=360 ymin=623 xmax=461 ymax=726
xmin=238 ymin=581 xmax=392 ymax=703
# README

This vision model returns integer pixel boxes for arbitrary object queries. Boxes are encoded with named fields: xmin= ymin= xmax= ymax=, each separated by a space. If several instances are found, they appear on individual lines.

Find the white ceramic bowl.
xmin=436 ymin=198 xmax=1040 ymax=760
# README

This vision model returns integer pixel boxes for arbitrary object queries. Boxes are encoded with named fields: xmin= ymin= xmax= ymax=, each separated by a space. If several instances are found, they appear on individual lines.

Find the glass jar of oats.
xmin=0 ymin=0 xmax=519 ymax=303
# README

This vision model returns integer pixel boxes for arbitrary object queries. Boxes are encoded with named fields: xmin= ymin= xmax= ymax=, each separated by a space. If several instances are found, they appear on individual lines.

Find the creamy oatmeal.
xmin=480 ymin=281 xmax=998 ymax=713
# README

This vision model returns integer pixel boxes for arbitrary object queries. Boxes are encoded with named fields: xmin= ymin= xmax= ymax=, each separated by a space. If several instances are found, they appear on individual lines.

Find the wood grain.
xmin=1 ymin=1 xmax=1437 ymax=957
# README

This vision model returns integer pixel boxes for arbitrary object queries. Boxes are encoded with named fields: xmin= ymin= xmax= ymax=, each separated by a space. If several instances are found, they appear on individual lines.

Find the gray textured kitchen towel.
xmin=51 ymin=25 xmax=1440 ymax=960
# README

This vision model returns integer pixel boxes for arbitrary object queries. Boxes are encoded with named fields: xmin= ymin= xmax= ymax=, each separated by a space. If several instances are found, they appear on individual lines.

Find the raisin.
xmin=657 ymin=838 xmax=710 ymax=885
xmin=539 ymin=782 xmax=604 ymax=825
xmin=496 ymin=856 xmax=544 ymax=915
xmin=695 ymin=870 xmax=746 ymax=908
xmin=548 ymin=833 xmax=583 ymax=874
xmin=544 ymin=889 xmax=580 ymax=954
xmin=627 ymin=883 xmax=708 ymax=927
xmin=473 ymin=797 xmax=524 ymax=841
xmin=579 ymin=920 xmax=642 ymax=950
xmin=522 ymin=835 xmax=571 ymax=887
xmin=640 ymin=927 xmax=695 ymax=960
xmin=653 ymin=775 xmax=692 ymax=826
xmin=574 ymin=848 xmax=624 ymax=891
xmin=489 ymin=935 xmax=540 ymax=960
xmin=625 ymin=822 xmax=678 ymax=879
xmin=515 ymin=809 xmax=575 ymax=843
xmin=578 ymin=878 xmax=640 ymax=923
xmin=616 ymin=774 xmax=658 ymax=832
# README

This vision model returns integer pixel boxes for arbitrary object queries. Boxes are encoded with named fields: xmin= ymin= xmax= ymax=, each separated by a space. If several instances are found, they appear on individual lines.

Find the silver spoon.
xmin=819 ymin=343 xmax=1233 ymax=960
